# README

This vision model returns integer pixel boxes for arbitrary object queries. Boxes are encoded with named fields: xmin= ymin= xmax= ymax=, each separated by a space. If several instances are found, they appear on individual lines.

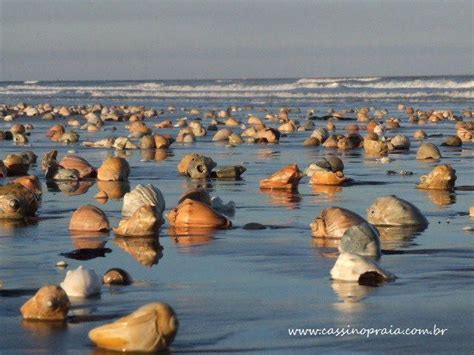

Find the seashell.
xmin=184 ymin=155 xmax=216 ymax=179
xmin=14 ymin=133 xmax=28 ymax=145
xmin=115 ymin=237 xmax=162 ymax=267
xmin=330 ymin=252 xmax=395 ymax=283
xmin=46 ymin=166 xmax=80 ymax=181
xmin=303 ymin=137 xmax=320 ymax=146
xmin=20 ymin=285 xmax=70 ymax=321
xmin=259 ymin=164 xmax=304 ymax=190
xmin=13 ymin=175 xmax=42 ymax=196
xmin=0 ymin=161 xmax=7 ymax=177
xmin=339 ymin=224 xmax=381 ymax=259
xmin=59 ymin=131 xmax=80 ymax=144
xmin=242 ymin=127 xmax=257 ymax=138
xmin=59 ymin=155 xmax=95 ymax=178
xmin=363 ymin=138 xmax=388 ymax=157
xmin=367 ymin=195 xmax=428 ymax=226
xmin=228 ymin=133 xmax=243 ymax=145
xmin=177 ymin=154 xmax=215 ymax=175
xmin=140 ymin=135 xmax=155 ymax=149
xmin=20 ymin=151 xmax=37 ymax=165
xmin=114 ymin=205 xmax=159 ymax=237
xmin=210 ymin=196 xmax=236 ymax=214
xmin=97 ymin=157 xmax=130 ymax=181
xmin=211 ymin=165 xmax=246 ymax=179
xmin=69 ymin=205 xmax=110 ymax=232
xmin=47 ymin=124 xmax=65 ymax=141
xmin=278 ymin=120 xmax=297 ymax=133
xmin=88 ymin=302 xmax=178 ymax=352
xmin=83 ymin=138 xmax=115 ymax=148
xmin=113 ymin=137 xmax=138 ymax=150
xmin=154 ymin=120 xmax=173 ymax=128
xmin=337 ymin=136 xmax=356 ymax=150
xmin=212 ymin=128 xmax=233 ymax=142
xmin=322 ymin=135 xmax=339 ymax=148
xmin=388 ymin=135 xmax=410 ymax=150
xmin=310 ymin=207 xmax=366 ymax=238
xmin=413 ymin=130 xmax=427 ymax=140
xmin=311 ymin=127 xmax=329 ymax=142
xmin=10 ymin=123 xmax=25 ymax=134
xmin=97 ymin=181 xmax=130 ymax=199
xmin=103 ymin=268 xmax=133 ymax=285
xmin=167 ymin=199 xmax=231 ymax=229
xmin=416 ymin=142 xmax=441 ymax=160
xmin=310 ymin=170 xmax=349 ymax=186
xmin=128 ymin=121 xmax=151 ymax=137
xmin=3 ymin=154 xmax=30 ymax=176
xmin=0 ymin=183 xmax=39 ymax=220
xmin=255 ymin=128 xmax=280 ymax=143
xmin=60 ymin=265 xmax=101 ymax=298
xmin=416 ymin=164 xmax=456 ymax=190
xmin=122 ymin=184 xmax=165 ymax=218
xmin=154 ymin=134 xmax=174 ymax=149
xmin=441 ymin=135 xmax=462 ymax=147
xmin=178 ymin=188 xmax=211 ymax=205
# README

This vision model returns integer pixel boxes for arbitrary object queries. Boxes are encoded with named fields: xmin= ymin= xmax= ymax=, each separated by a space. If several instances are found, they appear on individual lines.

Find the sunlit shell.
xmin=178 ymin=188 xmax=212 ymax=205
xmin=311 ymin=127 xmax=329 ymax=142
xmin=47 ymin=124 xmax=65 ymax=141
xmin=259 ymin=164 xmax=304 ymax=190
xmin=97 ymin=181 xmax=130 ymax=199
xmin=97 ymin=157 xmax=130 ymax=181
xmin=416 ymin=142 xmax=441 ymax=160
xmin=59 ymin=131 xmax=80 ymax=144
xmin=310 ymin=207 xmax=366 ymax=238
xmin=60 ymin=265 xmax=102 ymax=298
xmin=13 ymin=175 xmax=42 ymax=196
xmin=330 ymin=252 xmax=395 ymax=282
xmin=3 ymin=154 xmax=30 ymax=176
xmin=212 ymin=128 xmax=233 ymax=142
xmin=154 ymin=134 xmax=174 ymax=149
xmin=363 ymin=139 xmax=388 ymax=156
xmin=186 ymin=157 xmax=215 ymax=179
xmin=416 ymin=164 xmax=456 ymax=190
xmin=367 ymin=195 xmax=428 ymax=226
xmin=88 ymin=303 xmax=178 ymax=352
xmin=339 ymin=224 xmax=381 ymax=259
xmin=114 ymin=205 xmax=159 ymax=237
xmin=113 ymin=137 xmax=138 ymax=150
xmin=177 ymin=154 xmax=216 ymax=175
xmin=167 ymin=199 xmax=231 ymax=229
xmin=59 ymin=155 xmax=96 ymax=178
xmin=69 ymin=205 xmax=110 ymax=232
xmin=0 ymin=183 xmax=39 ymax=220
xmin=122 ymin=184 xmax=165 ymax=218
xmin=310 ymin=170 xmax=348 ymax=186
xmin=388 ymin=135 xmax=410 ymax=150
xmin=103 ymin=268 xmax=133 ymax=285
xmin=20 ymin=285 xmax=70 ymax=321
xmin=255 ymin=128 xmax=280 ymax=143
xmin=441 ymin=135 xmax=462 ymax=147
xmin=140 ymin=135 xmax=155 ymax=149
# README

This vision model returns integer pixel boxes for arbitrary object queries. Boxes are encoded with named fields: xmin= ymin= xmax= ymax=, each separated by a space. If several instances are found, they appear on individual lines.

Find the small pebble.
xmin=56 ymin=261 xmax=68 ymax=268
xmin=243 ymin=222 xmax=267 ymax=230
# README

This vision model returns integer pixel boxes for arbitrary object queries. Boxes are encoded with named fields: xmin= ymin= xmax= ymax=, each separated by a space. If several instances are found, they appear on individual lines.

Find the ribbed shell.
xmin=59 ymin=155 xmax=95 ymax=178
xmin=122 ymin=184 xmax=165 ymax=218
xmin=69 ymin=205 xmax=110 ymax=232
xmin=167 ymin=199 xmax=231 ymax=229
xmin=114 ymin=205 xmax=159 ymax=237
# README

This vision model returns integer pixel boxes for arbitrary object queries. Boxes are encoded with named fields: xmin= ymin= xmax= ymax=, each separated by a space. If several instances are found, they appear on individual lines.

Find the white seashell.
xmin=330 ymin=252 xmax=395 ymax=282
xmin=122 ymin=184 xmax=165 ymax=218
xmin=211 ymin=196 xmax=235 ymax=213
xmin=60 ymin=265 xmax=101 ymax=298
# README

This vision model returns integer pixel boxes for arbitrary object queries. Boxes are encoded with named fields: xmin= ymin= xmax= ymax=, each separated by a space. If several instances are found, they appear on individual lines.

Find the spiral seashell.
xmin=60 ymin=265 xmax=102 ymax=298
xmin=339 ymin=224 xmax=381 ymax=259
xmin=20 ymin=285 xmax=70 ymax=321
xmin=88 ymin=303 xmax=179 ymax=352
xmin=0 ymin=183 xmax=39 ymax=220
xmin=69 ymin=205 xmax=110 ymax=232
xmin=97 ymin=157 xmax=130 ymax=181
xmin=41 ymin=150 xmax=58 ymax=171
xmin=367 ymin=195 xmax=428 ymax=226
xmin=103 ymin=268 xmax=133 ymax=285
xmin=178 ymin=188 xmax=211 ymax=205
xmin=310 ymin=207 xmax=367 ymax=238
xmin=122 ymin=184 xmax=165 ymax=218
xmin=154 ymin=134 xmax=174 ymax=149
xmin=167 ymin=199 xmax=231 ymax=229
xmin=259 ymin=164 xmax=304 ymax=190
xmin=114 ymin=205 xmax=159 ymax=237
xmin=416 ymin=142 xmax=441 ymax=160
xmin=177 ymin=154 xmax=216 ymax=175
xmin=330 ymin=252 xmax=395 ymax=283
xmin=59 ymin=155 xmax=96 ymax=178
xmin=59 ymin=131 xmax=80 ymax=144
xmin=416 ymin=164 xmax=456 ymax=190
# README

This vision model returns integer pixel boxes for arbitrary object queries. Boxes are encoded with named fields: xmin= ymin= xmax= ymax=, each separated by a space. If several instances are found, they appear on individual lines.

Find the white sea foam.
xmin=344 ymin=79 xmax=474 ymax=89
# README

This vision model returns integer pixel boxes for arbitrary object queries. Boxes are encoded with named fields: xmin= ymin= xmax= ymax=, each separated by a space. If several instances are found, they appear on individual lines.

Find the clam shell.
xmin=416 ymin=142 xmax=441 ymax=160
xmin=69 ymin=205 xmax=110 ymax=232
xmin=167 ymin=199 xmax=231 ymax=229
xmin=339 ymin=223 xmax=381 ymax=258
xmin=310 ymin=207 xmax=366 ymax=238
xmin=259 ymin=164 xmax=304 ymax=190
xmin=59 ymin=155 xmax=95 ymax=178
xmin=103 ymin=268 xmax=133 ymax=285
xmin=60 ymin=265 xmax=102 ymax=298
xmin=20 ymin=285 xmax=70 ymax=321
xmin=114 ymin=205 xmax=159 ymax=237
xmin=367 ymin=195 xmax=428 ymax=226
xmin=416 ymin=164 xmax=456 ymax=190
xmin=330 ymin=252 xmax=395 ymax=282
xmin=122 ymin=184 xmax=165 ymax=218
xmin=88 ymin=303 xmax=178 ymax=352
xmin=97 ymin=157 xmax=130 ymax=181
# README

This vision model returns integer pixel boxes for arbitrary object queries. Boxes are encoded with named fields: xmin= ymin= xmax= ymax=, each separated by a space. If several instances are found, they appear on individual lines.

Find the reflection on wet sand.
xmin=168 ymin=226 xmax=215 ymax=249
xmin=115 ymin=237 xmax=163 ymax=267
xmin=21 ymin=319 xmax=67 ymax=336
xmin=311 ymin=184 xmax=343 ymax=201
xmin=377 ymin=225 xmax=427 ymax=250
xmin=422 ymin=189 xmax=456 ymax=207
xmin=47 ymin=180 xmax=95 ymax=196
xmin=260 ymin=189 xmax=302 ymax=209
xmin=140 ymin=149 xmax=172 ymax=161
xmin=256 ymin=148 xmax=280 ymax=160
xmin=311 ymin=237 xmax=339 ymax=259
xmin=69 ymin=233 xmax=108 ymax=250
xmin=331 ymin=281 xmax=377 ymax=314
xmin=0 ymin=219 xmax=37 ymax=237
xmin=96 ymin=181 xmax=130 ymax=200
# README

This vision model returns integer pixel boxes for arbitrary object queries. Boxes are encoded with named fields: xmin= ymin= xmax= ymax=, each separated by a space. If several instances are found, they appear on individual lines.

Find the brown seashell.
xmin=13 ymin=176 xmax=42 ymax=196
xmin=154 ymin=120 xmax=173 ymax=129
xmin=310 ymin=170 xmax=348 ymax=186
xmin=363 ymin=139 xmax=388 ymax=157
xmin=3 ymin=154 xmax=30 ymax=176
xmin=154 ymin=134 xmax=174 ymax=149
xmin=167 ymin=199 xmax=231 ymax=229
xmin=416 ymin=164 xmax=456 ymax=190
xmin=97 ymin=157 xmax=130 ymax=181
xmin=20 ymin=285 xmax=70 ymax=321
xmin=337 ymin=136 xmax=356 ymax=150
xmin=303 ymin=137 xmax=320 ymax=146
xmin=388 ymin=135 xmax=410 ymax=150
xmin=178 ymin=188 xmax=212 ymax=205
xmin=140 ymin=135 xmax=155 ymax=149
xmin=345 ymin=124 xmax=359 ymax=133
xmin=69 ymin=205 xmax=110 ymax=232
xmin=413 ymin=130 xmax=427 ymax=140
xmin=416 ymin=142 xmax=441 ymax=160
xmin=0 ymin=183 xmax=39 ymax=220
xmin=212 ymin=128 xmax=233 ymax=142
xmin=310 ymin=207 xmax=366 ymax=238
xmin=114 ymin=205 xmax=159 ymax=237
xmin=88 ymin=303 xmax=178 ymax=352
xmin=47 ymin=124 xmax=65 ymax=141
xmin=441 ymin=135 xmax=462 ymax=147
xmin=278 ymin=120 xmax=297 ymax=133
xmin=59 ymin=155 xmax=96 ymax=178
xmin=97 ymin=181 xmax=130 ymax=199
xmin=255 ymin=128 xmax=280 ymax=143
xmin=128 ymin=121 xmax=151 ymax=136
xmin=367 ymin=195 xmax=428 ymax=226
xmin=10 ymin=123 xmax=26 ymax=134
xmin=177 ymin=154 xmax=199 ymax=175
xmin=322 ymin=135 xmax=339 ymax=148
xmin=0 ymin=161 xmax=7 ymax=177
xmin=103 ymin=268 xmax=133 ymax=285
xmin=259 ymin=164 xmax=304 ymax=190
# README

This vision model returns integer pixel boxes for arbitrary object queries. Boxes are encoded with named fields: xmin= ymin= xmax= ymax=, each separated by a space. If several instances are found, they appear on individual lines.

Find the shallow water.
xmin=0 ymin=77 xmax=473 ymax=353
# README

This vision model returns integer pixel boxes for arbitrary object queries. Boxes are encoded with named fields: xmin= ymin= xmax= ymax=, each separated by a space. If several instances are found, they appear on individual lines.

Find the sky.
xmin=0 ymin=0 xmax=472 ymax=81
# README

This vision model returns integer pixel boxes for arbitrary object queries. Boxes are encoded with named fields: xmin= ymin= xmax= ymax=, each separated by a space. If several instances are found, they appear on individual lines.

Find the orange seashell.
xmin=278 ymin=120 xmax=297 ymax=133
xmin=13 ymin=175 xmax=42 ymax=195
xmin=416 ymin=164 xmax=456 ymax=190
xmin=128 ymin=121 xmax=151 ymax=136
xmin=366 ymin=121 xmax=377 ymax=133
xmin=178 ymin=188 xmax=212 ymax=205
xmin=59 ymin=155 xmax=96 ymax=179
xmin=310 ymin=170 xmax=348 ymax=186
xmin=154 ymin=120 xmax=173 ymax=129
xmin=114 ymin=205 xmax=160 ymax=237
xmin=167 ymin=199 xmax=231 ymax=229
xmin=97 ymin=157 xmax=130 ymax=181
xmin=154 ymin=134 xmax=174 ymax=149
xmin=310 ymin=207 xmax=366 ymax=238
xmin=69 ymin=205 xmax=110 ymax=232
xmin=20 ymin=285 xmax=70 ymax=321
xmin=255 ymin=128 xmax=280 ymax=143
xmin=363 ymin=139 xmax=388 ymax=156
xmin=177 ymin=154 xmax=199 ymax=175
xmin=259 ymin=164 xmax=304 ymax=190
xmin=3 ymin=154 xmax=30 ymax=176
xmin=47 ymin=124 xmax=65 ymax=141
xmin=97 ymin=181 xmax=130 ymax=199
